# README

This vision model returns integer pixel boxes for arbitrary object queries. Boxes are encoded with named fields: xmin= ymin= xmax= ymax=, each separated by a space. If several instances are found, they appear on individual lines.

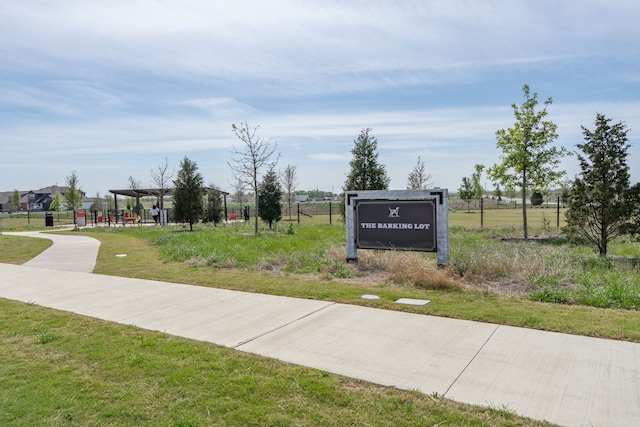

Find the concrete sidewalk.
xmin=1 ymin=231 xmax=639 ymax=426
xmin=5 ymin=230 xmax=100 ymax=273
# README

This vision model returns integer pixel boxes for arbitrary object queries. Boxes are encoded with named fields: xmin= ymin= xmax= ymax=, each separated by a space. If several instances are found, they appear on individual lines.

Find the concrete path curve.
xmin=5 ymin=230 xmax=100 ymax=273
xmin=1 ymin=231 xmax=639 ymax=426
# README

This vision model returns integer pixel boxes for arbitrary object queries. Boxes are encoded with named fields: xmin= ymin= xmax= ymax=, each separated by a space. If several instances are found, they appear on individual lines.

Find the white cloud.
xmin=3 ymin=1 xmax=639 ymax=94
xmin=1 ymin=1 xmax=639 ymax=195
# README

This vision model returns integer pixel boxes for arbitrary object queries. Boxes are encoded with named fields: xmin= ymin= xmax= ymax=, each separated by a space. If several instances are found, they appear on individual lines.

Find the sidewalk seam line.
xmin=443 ymin=324 xmax=500 ymax=397
xmin=117 ymin=295 xmax=209 ymax=323
xmin=232 ymin=302 xmax=337 ymax=349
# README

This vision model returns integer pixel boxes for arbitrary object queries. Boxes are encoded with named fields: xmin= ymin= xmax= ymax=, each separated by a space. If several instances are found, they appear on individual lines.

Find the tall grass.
xmin=448 ymin=227 xmax=576 ymax=289
xmin=67 ymin=221 xmax=640 ymax=311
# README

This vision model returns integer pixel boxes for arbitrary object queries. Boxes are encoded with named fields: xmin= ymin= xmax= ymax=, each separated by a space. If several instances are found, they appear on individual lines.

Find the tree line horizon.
xmin=46 ymin=84 xmax=638 ymax=255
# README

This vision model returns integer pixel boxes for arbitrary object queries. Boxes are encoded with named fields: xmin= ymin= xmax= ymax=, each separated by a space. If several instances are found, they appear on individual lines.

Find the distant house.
xmin=0 ymin=185 xmax=89 ymax=212
xmin=0 ymin=193 xmax=10 ymax=212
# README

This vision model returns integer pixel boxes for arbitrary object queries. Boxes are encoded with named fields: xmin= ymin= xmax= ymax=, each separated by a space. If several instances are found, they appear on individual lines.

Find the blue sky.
xmin=1 ymin=1 xmax=639 ymax=197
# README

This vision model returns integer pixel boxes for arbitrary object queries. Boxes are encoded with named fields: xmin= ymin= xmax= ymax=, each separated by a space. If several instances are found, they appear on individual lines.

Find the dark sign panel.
xmin=356 ymin=199 xmax=437 ymax=251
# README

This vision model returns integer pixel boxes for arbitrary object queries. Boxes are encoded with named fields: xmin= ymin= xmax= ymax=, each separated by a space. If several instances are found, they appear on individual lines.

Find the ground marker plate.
xmin=395 ymin=298 xmax=430 ymax=306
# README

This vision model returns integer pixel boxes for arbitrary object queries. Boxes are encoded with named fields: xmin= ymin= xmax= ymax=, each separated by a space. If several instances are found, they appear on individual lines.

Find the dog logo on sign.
xmin=388 ymin=207 xmax=400 ymax=218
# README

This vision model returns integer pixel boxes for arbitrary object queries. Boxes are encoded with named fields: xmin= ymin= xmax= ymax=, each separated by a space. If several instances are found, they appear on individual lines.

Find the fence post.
xmin=297 ymin=203 xmax=300 ymax=224
xmin=329 ymin=202 xmax=332 ymax=224
xmin=556 ymin=196 xmax=560 ymax=229
xmin=480 ymin=197 xmax=484 ymax=229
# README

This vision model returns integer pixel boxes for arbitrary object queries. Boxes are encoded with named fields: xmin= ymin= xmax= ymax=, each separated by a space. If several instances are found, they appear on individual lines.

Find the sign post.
xmin=345 ymin=189 xmax=449 ymax=266
xmin=76 ymin=210 xmax=86 ymax=227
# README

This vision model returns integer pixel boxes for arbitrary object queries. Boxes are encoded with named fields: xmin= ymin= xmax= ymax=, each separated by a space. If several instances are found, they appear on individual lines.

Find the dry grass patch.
xmin=323 ymin=246 xmax=457 ymax=290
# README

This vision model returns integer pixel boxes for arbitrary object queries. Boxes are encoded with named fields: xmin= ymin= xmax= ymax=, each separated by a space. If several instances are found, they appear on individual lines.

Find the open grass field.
xmin=0 ymin=204 xmax=564 ymax=230
xmin=0 ymin=212 xmax=76 ymax=231
xmin=449 ymin=206 xmax=566 ymax=230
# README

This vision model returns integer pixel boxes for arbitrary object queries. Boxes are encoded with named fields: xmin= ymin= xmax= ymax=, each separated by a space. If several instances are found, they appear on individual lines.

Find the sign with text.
xmin=356 ymin=199 xmax=436 ymax=251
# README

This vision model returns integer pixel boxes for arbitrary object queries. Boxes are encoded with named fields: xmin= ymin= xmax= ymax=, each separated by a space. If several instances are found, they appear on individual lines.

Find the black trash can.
xmin=45 ymin=213 xmax=54 ymax=227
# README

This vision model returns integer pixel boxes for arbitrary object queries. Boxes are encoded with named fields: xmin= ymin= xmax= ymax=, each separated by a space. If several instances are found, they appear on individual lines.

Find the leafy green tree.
xmin=406 ymin=156 xmax=432 ymax=190
xmin=204 ymin=185 xmax=224 ymax=226
xmin=11 ymin=189 xmax=21 ymax=211
xmin=343 ymin=128 xmax=390 ymax=191
xmin=50 ymin=194 xmax=61 ymax=211
xmin=458 ymin=177 xmax=474 ymax=212
xmin=471 ymin=164 xmax=485 ymax=199
xmin=494 ymin=185 xmax=503 ymax=200
xmin=531 ymin=190 xmax=544 ymax=206
xmin=563 ymin=114 xmax=638 ymax=256
xmin=487 ymin=84 xmax=567 ymax=240
xmin=127 ymin=175 xmax=142 ymax=213
xmin=173 ymin=157 xmax=204 ymax=231
xmin=625 ymin=187 xmax=640 ymax=241
xmin=258 ymin=167 xmax=282 ymax=229
xmin=64 ymin=171 xmax=82 ymax=225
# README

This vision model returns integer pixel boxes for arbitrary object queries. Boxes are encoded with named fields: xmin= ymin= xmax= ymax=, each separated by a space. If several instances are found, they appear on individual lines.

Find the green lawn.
xmin=0 ymin=212 xmax=75 ymax=231
xmin=0 ymin=235 xmax=52 ymax=264
xmin=0 ymin=299 xmax=552 ymax=426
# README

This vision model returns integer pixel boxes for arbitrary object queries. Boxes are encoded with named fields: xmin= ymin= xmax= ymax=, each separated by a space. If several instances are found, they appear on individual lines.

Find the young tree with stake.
xmin=487 ymin=84 xmax=567 ymax=240
xmin=228 ymin=122 xmax=279 ymax=235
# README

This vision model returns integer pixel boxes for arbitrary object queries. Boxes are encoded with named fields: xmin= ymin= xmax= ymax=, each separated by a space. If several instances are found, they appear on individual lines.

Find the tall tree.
xmin=281 ymin=164 xmax=298 ymax=221
xmin=173 ymin=157 xmax=204 ymax=231
xmin=471 ymin=164 xmax=485 ymax=199
xmin=258 ymin=167 xmax=282 ymax=229
xmin=487 ymin=84 xmax=567 ymax=240
xmin=563 ymin=114 xmax=639 ymax=256
xmin=458 ymin=177 xmax=475 ymax=212
xmin=204 ymin=184 xmax=224 ymax=226
xmin=11 ymin=189 xmax=20 ymax=211
xmin=228 ymin=122 xmax=279 ymax=235
xmin=151 ymin=157 xmax=174 ymax=210
xmin=50 ymin=193 xmax=61 ymax=211
xmin=64 ymin=171 xmax=82 ymax=225
xmin=343 ymin=128 xmax=390 ymax=191
xmin=406 ymin=156 xmax=433 ymax=190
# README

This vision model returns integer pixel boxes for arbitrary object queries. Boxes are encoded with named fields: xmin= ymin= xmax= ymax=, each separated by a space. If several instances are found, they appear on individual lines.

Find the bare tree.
xmin=406 ymin=156 xmax=433 ymax=190
xmin=232 ymin=177 xmax=247 ymax=205
xmin=151 ymin=157 xmax=174 ymax=209
xmin=91 ymin=191 xmax=104 ymax=211
xmin=228 ymin=122 xmax=279 ymax=234
xmin=281 ymin=164 xmax=298 ymax=221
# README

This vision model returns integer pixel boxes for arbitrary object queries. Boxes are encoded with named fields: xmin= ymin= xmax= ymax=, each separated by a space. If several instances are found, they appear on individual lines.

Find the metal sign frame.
xmin=356 ymin=199 xmax=437 ymax=251
xmin=345 ymin=189 xmax=449 ymax=265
